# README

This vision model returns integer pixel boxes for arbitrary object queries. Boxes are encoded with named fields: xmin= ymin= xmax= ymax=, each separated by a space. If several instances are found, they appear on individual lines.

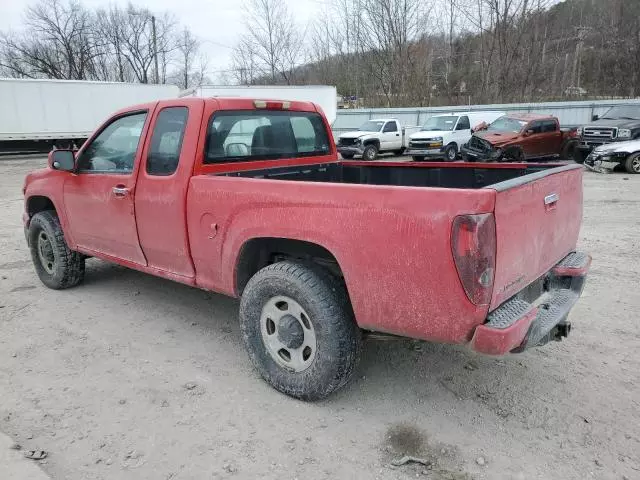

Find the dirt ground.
xmin=1 ymin=156 xmax=639 ymax=480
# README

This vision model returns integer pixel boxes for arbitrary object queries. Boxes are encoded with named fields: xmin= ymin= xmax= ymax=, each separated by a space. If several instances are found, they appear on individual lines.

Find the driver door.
xmin=382 ymin=121 xmax=401 ymax=150
xmin=63 ymin=111 xmax=151 ymax=264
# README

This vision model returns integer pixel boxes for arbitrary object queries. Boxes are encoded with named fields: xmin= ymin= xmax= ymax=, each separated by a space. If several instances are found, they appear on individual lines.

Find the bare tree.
xmin=234 ymin=0 xmax=304 ymax=84
xmin=0 ymin=0 xmax=98 ymax=79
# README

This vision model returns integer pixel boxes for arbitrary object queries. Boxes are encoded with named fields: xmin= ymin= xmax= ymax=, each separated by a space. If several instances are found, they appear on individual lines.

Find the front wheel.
xmin=362 ymin=144 xmax=378 ymax=161
xmin=503 ymin=147 xmax=524 ymax=162
xmin=624 ymin=153 xmax=640 ymax=174
xmin=28 ymin=211 xmax=85 ymax=289
xmin=444 ymin=144 xmax=458 ymax=162
xmin=240 ymin=261 xmax=361 ymax=400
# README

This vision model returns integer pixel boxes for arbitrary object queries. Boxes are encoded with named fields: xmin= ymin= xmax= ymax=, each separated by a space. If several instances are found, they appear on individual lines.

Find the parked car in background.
xmin=584 ymin=138 xmax=640 ymax=173
xmin=575 ymin=105 xmax=640 ymax=163
xmin=23 ymin=97 xmax=590 ymax=400
xmin=461 ymin=114 xmax=578 ymax=162
xmin=405 ymin=111 xmax=504 ymax=161
xmin=336 ymin=119 xmax=420 ymax=160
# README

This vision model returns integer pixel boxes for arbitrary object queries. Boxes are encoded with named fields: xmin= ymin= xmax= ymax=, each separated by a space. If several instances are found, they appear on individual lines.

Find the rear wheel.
xmin=624 ymin=153 xmax=640 ymax=174
xmin=573 ymin=149 xmax=587 ymax=164
xmin=240 ymin=261 xmax=361 ymax=400
xmin=363 ymin=144 xmax=378 ymax=161
xmin=561 ymin=141 xmax=577 ymax=161
xmin=412 ymin=156 xmax=425 ymax=162
xmin=28 ymin=211 xmax=85 ymax=289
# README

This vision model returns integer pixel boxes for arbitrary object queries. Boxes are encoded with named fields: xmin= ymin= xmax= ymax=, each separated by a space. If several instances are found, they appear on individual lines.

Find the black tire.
xmin=340 ymin=153 xmax=354 ymax=160
xmin=240 ymin=261 xmax=361 ymax=401
xmin=503 ymin=147 xmax=524 ymax=162
xmin=393 ymin=148 xmax=405 ymax=156
xmin=624 ymin=153 xmax=640 ymax=174
xmin=412 ymin=156 xmax=425 ymax=162
xmin=561 ymin=141 xmax=577 ymax=161
xmin=28 ymin=211 xmax=85 ymax=290
xmin=362 ymin=144 xmax=378 ymax=160
xmin=444 ymin=144 xmax=458 ymax=162
xmin=573 ymin=148 xmax=586 ymax=164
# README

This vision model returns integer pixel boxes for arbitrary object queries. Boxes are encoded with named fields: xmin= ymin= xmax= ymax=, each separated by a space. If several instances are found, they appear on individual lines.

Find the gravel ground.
xmin=1 ymin=157 xmax=639 ymax=480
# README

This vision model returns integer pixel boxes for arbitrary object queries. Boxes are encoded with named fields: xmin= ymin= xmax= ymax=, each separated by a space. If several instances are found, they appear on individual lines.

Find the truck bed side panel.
xmin=186 ymin=177 xmax=496 ymax=344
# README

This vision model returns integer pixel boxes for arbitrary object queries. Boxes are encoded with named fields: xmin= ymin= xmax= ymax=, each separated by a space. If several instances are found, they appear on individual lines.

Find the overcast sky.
xmin=0 ymin=0 xmax=323 ymax=80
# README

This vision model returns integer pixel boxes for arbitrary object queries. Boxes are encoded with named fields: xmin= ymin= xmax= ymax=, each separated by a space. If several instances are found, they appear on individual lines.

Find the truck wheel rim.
xmin=633 ymin=157 xmax=640 ymax=172
xmin=447 ymin=148 xmax=456 ymax=160
xmin=260 ymin=296 xmax=317 ymax=372
xmin=37 ymin=231 xmax=55 ymax=274
xmin=365 ymin=148 xmax=375 ymax=160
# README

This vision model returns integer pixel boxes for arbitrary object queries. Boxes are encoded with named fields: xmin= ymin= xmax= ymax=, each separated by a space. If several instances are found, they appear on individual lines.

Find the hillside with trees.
xmin=234 ymin=0 xmax=640 ymax=106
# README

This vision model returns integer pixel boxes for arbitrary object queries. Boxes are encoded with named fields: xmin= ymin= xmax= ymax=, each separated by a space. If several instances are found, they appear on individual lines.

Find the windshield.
xmin=359 ymin=121 xmax=385 ymax=132
xmin=488 ymin=116 xmax=527 ymax=133
xmin=421 ymin=116 xmax=458 ymax=131
xmin=600 ymin=106 xmax=640 ymax=120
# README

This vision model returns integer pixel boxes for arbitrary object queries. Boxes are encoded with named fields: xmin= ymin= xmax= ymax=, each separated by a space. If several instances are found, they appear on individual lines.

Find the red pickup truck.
xmin=462 ymin=114 xmax=578 ymax=162
xmin=23 ymin=98 xmax=590 ymax=400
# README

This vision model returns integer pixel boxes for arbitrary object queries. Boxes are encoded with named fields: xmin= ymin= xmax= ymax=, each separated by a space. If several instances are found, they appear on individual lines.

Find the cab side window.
xmin=146 ymin=107 xmax=189 ymax=176
xmin=542 ymin=120 xmax=557 ymax=133
xmin=528 ymin=121 xmax=544 ymax=134
xmin=456 ymin=116 xmax=471 ymax=130
xmin=383 ymin=122 xmax=398 ymax=133
xmin=77 ymin=112 xmax=147 ymax=174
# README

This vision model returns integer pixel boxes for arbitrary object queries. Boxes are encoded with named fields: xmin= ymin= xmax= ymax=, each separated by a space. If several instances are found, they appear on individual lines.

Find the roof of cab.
xmin=113 ymin=97 xmax=324 ymax=118
xmin=506 ymin=113 xmax=556 ymax=121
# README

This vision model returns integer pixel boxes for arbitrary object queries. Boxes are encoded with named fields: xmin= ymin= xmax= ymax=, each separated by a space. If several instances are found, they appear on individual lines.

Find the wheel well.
xmin=363 ymin=139 xmax=380 ymax=148
xmin=445 ymin=142 xmax=458 ymax=150
xmin=235 ymin=238 xmax=344 ymax=295
xmin=27 ymin=196 xmax=56 ymax=217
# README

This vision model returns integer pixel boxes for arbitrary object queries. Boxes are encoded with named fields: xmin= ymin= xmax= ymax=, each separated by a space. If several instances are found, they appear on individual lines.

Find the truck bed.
xmin=217 ymin=161 xmax=566 ymax=190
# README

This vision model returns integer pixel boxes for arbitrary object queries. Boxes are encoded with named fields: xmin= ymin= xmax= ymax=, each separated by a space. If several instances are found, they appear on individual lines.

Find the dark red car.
xmin=462 ymin=114 xmax=578 ymax=161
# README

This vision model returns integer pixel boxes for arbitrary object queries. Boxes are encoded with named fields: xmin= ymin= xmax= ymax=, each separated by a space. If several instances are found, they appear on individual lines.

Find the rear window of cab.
xmin=204 ymin=110 xmax=331 ymax=164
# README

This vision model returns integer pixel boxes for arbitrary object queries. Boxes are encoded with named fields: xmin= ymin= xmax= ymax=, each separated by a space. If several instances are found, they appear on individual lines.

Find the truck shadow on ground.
xmin=81 ymin=258 xmax=571 ymax=430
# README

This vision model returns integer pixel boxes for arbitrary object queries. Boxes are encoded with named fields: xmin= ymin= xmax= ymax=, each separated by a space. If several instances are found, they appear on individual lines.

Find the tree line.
xmin=2 ymin=0 xmax=640 ymax=106
xmin=0 ymin=0 xmax=207 ymax=89
xmin=233 ymin=0 xmax=640 ymax=107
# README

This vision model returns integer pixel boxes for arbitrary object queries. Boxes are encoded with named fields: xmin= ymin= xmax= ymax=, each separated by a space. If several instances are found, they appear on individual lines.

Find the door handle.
xmin=395 ymin=134 xmax=400 ymax=136
xmin=112 ymin=185 xmax=130 ymax=197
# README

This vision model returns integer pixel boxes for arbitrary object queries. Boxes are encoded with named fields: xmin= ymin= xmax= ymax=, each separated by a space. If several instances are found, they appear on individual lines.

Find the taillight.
xmin=254 ymin=100 xmax=291 ymax=110
xmin=451 ymin=213 xmax=496 ymax=305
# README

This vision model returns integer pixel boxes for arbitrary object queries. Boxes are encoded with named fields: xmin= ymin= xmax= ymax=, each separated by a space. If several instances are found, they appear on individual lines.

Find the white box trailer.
xmin=181 ymin=85 xmax=338 ymax=125
xmin=0 ymin=78 xmax=179 ymax=153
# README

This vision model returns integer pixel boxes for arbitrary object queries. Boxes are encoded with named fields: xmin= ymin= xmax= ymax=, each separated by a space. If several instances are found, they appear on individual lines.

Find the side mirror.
xmin=48 ymin=150 xmax=75 ymax=172
xmin=592 ymin=114 xmax=599 ymax=121
xmin=524 ymin=129 xmax=535 ymax=137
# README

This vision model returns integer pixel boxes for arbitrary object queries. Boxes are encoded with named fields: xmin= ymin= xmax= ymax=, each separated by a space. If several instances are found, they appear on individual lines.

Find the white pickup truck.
xmin=336 ymin=118 xmax=420 ymax=160
xmin=405 ymin=111 xmax=505 ymax=161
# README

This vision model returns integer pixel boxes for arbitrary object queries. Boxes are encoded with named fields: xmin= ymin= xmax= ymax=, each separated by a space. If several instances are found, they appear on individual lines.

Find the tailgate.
xmin=488 ymin=164 xmax=583 ymax=310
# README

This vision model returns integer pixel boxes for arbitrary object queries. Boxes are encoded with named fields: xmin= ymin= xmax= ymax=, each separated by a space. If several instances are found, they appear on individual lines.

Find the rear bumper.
xmin=470 ymin=251 xmax=591 ymax=355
